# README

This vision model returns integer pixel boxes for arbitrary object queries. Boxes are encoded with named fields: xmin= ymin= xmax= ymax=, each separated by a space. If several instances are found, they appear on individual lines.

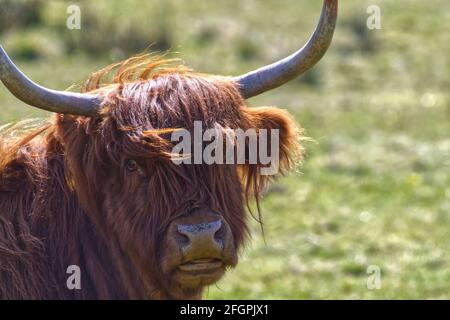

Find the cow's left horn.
xmin=235 ymin=0 xmax=338 ymax=99
xmin=0 ymin=46 xmax=101 ymax=116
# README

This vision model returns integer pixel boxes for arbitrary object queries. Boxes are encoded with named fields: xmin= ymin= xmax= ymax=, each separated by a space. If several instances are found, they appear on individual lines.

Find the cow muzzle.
xmin=164 ymin=208 xmax=237 ymax=288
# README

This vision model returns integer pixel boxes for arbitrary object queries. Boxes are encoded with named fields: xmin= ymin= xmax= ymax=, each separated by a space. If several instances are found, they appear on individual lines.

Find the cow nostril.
xmin=175 ymin=230 xmax=190 ymax=246
xmin=213 ymin=223 xmax=225 ymax=245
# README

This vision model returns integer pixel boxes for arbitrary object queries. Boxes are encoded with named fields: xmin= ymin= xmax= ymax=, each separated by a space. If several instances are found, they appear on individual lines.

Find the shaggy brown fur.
xmin=0 ymin=55 xmax=302 ymax=299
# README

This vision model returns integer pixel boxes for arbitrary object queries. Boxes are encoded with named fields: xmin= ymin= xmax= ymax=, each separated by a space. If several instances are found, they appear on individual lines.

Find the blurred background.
xmin=0 ymin=0 xmax=449 ymax=299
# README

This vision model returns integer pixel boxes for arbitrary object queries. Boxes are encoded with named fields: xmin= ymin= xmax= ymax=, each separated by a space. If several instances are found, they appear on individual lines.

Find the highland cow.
xmin=0 ymin=1 xmax=338 ymax=299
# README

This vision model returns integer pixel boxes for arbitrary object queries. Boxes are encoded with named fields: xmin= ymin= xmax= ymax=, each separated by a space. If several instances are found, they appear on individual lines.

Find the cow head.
xmin=0 ymin=1 xmax=338 ymax=299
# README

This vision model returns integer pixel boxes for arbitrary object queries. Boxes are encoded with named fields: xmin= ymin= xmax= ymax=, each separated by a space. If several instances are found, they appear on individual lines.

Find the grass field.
xmin=1 ymin=0 xmax=449 ymax=299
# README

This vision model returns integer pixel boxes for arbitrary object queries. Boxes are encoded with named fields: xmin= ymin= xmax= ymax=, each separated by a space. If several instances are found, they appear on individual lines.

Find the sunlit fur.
xmin=0 ymin=55 xmax=302 ymax=299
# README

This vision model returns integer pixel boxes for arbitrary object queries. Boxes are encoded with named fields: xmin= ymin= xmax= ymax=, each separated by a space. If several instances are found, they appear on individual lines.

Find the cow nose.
xmin=176 ymin=220 xmax=225 ymax=259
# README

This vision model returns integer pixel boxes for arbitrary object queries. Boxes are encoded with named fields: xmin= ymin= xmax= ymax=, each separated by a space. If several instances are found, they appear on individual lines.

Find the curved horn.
xmin=0 ymin=46 xmax=101 ymax=116
xmin=235 ymin=0 xmax=338 ymax=99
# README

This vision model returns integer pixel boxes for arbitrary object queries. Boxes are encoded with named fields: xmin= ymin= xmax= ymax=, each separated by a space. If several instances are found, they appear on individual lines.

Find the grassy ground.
xmin=1 ymin=0 xmax=449 ymax=299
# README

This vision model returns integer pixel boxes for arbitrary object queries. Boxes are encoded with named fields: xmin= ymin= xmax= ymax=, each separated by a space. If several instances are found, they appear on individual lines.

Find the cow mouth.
xmin=178 ymin=259 xmax=224 ymax=275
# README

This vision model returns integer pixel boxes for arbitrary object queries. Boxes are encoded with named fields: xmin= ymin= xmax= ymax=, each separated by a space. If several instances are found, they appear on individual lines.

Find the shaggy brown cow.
xmin=0 ymin=1 xmax=338 ymax=299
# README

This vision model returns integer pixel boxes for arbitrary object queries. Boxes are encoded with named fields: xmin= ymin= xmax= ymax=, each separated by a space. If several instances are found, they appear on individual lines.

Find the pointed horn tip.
xmin=236 ymin=0 xmax=338 ymax=99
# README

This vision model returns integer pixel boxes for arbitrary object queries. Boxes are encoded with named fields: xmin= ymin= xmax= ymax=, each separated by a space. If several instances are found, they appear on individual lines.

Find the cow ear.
xmin=242 ymin=106 xmax=303 ymax=176
xmin=237 ymin=106 xmax=303 ymax=207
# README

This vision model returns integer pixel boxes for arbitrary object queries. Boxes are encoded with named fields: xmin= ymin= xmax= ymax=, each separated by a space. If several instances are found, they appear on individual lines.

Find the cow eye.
xmin=125 ymin=159 xmax=139 ymax=172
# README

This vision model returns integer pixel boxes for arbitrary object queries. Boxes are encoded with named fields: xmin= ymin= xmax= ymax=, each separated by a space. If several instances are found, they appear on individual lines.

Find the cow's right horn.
xmin=0 ymin=46 xmax=102 ymax=116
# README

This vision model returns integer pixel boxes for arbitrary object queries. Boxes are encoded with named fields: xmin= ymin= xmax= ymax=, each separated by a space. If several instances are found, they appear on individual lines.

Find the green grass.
xmin=1 ymin=0 xmax=449 ymax=299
